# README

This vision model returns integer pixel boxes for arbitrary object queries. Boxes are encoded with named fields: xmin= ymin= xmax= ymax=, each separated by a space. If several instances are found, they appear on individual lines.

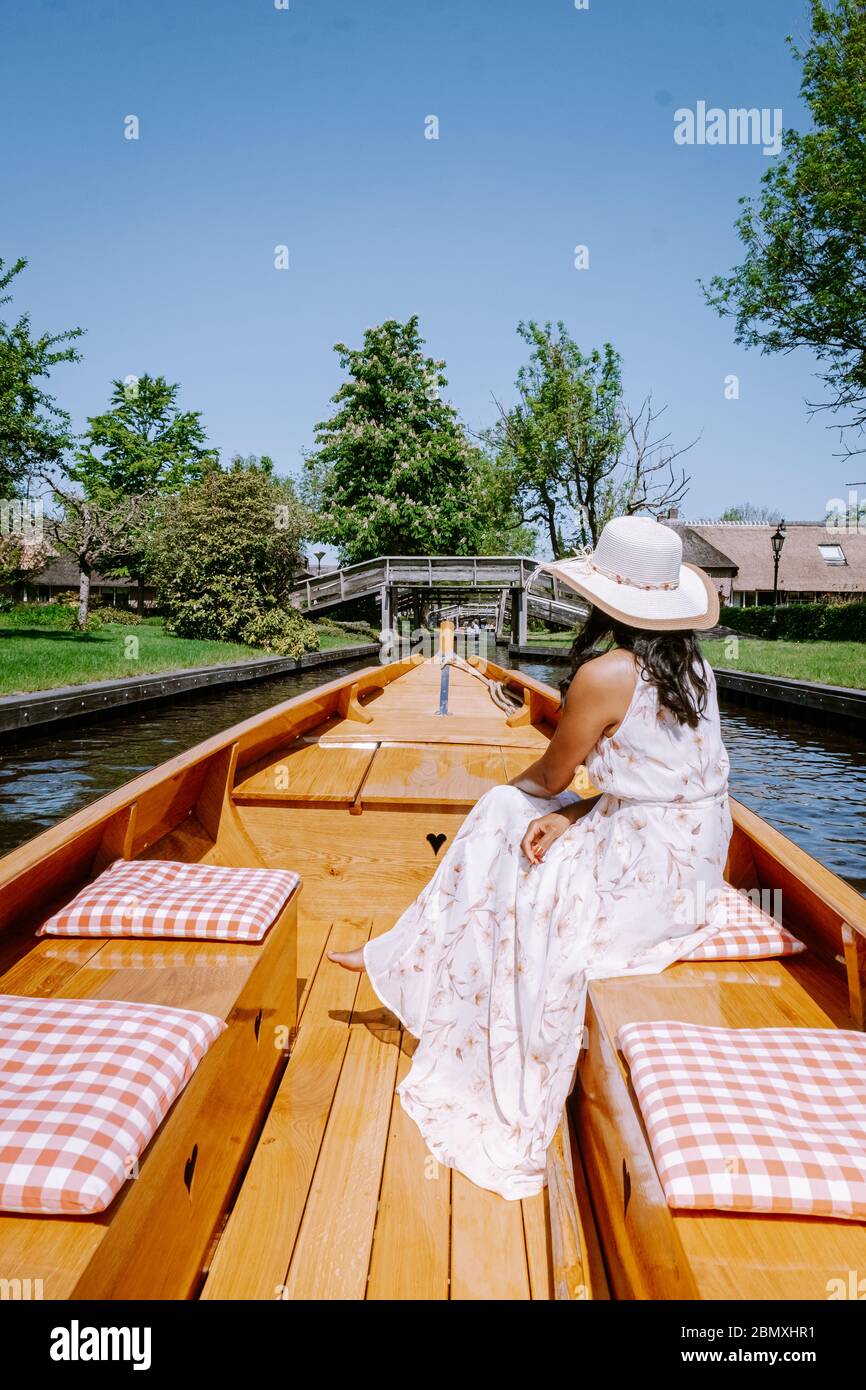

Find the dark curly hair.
xmin=560 ymin=604 xmax=709 ymax=728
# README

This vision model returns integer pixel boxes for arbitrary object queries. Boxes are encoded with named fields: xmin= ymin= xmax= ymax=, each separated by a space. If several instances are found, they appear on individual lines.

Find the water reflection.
xmin=718 ymin=704 xmax=866 ymax=894
xmin=0 ymin=659 xmax=370 ymax=856
xmin=0 ymin=655 xmax=863 ymax=895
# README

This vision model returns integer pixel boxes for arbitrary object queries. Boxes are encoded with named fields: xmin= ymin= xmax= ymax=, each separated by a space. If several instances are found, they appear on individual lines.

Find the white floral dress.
xmin=363 ymin=659 xmax=732 ymax=1200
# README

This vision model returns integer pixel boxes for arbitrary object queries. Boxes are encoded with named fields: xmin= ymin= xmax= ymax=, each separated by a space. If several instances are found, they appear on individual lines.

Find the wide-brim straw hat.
xmin=541 ymin=515 xmax=719 ymax=632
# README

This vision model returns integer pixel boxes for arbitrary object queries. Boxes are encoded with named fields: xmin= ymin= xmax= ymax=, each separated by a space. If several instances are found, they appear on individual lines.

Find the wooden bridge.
xmin=290 ymin=555 xmax=586 ymax=644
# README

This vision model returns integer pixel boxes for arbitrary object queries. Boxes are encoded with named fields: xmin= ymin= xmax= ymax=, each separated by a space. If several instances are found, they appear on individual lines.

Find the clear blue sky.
xmin=2 ymin=0 xmax=846 ymax=543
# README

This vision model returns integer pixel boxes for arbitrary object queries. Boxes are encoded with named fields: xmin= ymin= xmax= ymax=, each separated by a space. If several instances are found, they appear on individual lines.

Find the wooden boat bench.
xmin=0 ymin=744 xmax=299 ymax=1300
xmin=571 ymin=797 xmax=866 ymax=1301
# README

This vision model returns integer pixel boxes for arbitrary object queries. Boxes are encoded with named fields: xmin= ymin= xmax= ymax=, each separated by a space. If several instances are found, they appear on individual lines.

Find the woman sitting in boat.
xmin=330 ymin=516 xmax=731 ymax=1201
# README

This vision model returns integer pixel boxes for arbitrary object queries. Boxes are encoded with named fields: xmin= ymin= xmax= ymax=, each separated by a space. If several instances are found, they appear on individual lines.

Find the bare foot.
xmin=327 ymin=946 xmax=367 ymax=972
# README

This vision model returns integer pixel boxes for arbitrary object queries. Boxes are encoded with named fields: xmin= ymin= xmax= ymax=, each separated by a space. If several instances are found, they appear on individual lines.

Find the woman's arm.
xmin=519 ymin=795 xmax=602 ymax=864
xmin=508 ymin=650 xmax=637 ymax=797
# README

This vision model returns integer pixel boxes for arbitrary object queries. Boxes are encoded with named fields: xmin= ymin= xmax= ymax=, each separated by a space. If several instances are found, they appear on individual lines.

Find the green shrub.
xmin=241 ymin=608 xmax=320 ymax=658
xmin=1 ymin=601 xmax=145 ymax=633
xmin=64 ymin=608 xmax=103 ymax=633
xmin=0 ymin=602 xmax=75 ymax=628
xmin=148 ymin=459 xmax=307 ymax=641
xmin=314 ymin=616 xmax=380 ymax=642
xmin=89 ymin=606 xmax=144 ymax=626
xmin=720 ymin=602 xmax=866 ymax=641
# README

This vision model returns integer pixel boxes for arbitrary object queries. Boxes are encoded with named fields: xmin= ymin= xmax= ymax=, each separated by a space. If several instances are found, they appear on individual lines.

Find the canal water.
xmin=0 ymin=655 xmax=864 ymax=894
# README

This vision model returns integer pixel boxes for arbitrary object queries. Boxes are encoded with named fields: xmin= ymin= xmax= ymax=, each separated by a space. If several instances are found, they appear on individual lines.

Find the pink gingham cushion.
xmin=618 ymin=1020 xmax=866 ymax=1220
xmin=37 ymin=858 xmax=301 ymax=942
xmin=684 ymin=885 xmax=805 ymax=961
xmin=0 ymin=993 xmax=225 ymax=1214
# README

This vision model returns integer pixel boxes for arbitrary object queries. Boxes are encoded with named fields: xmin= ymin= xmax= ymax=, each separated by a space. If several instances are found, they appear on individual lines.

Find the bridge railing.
xmin=290 ymin=554 xmax=572 ymax=609
xmin=289 ymin=557 xmax=385 ymax=611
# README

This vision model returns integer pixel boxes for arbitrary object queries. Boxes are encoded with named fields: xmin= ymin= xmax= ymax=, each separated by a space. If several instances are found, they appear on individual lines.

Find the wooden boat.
xmin=0 ymin=630 xmax=864 ymax=1301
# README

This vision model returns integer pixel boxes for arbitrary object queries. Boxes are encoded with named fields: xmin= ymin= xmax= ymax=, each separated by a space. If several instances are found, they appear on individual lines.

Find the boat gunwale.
xmin=0 ymin=646 xmax=864 ymax=1302
xmin=2 ymin=653 xmax=864 ymax=941
xmin=0 ymin=661 xmax=395 ymax=887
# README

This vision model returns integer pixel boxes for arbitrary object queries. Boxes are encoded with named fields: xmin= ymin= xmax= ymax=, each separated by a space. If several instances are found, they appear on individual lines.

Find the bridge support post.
xmin=380 ymin=584 xmax=396 ymax=638
xmin=510 ymin=586 xmax=527 ymax=647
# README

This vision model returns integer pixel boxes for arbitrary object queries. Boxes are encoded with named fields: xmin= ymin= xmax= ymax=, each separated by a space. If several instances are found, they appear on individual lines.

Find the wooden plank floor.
xmin=203 ymin=907 xmax=554 ymax=1300
xmin=0 ymin=656 xmax=556 ymax=1301
xmin=317 ymin=658 xmax=552 ymax=749
xmin=203 ymin=660 xmax=557 ymax=1298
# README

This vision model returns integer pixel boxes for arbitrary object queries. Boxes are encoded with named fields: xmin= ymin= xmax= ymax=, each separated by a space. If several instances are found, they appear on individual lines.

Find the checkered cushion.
xmin=0 ymin=993 xmax=225 ymax=1214
xmin=618 ymin=1020 xmax=866 ymax=1220
xmin=684 ymin=885 xmax=805 ymax=961
xmin=37 ymin=859 xmax=301 ymax=942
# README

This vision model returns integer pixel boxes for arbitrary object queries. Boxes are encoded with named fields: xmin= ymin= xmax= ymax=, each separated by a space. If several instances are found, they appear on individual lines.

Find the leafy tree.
xmin=304 ymin=317 xmax=490 ymax=563
xmin=148 ymin=455 xmax=311 ymax=643
xmin=703 ymin=1 xmax=866 ymax=450
xmin=0 ymin=257 xmax=82 ymax=497
xmin=70 ymin=374 xmax=219 ymax=611
xmin=719 ymin=502 xmax=783 ymax=523
xmin=71 ymin=374 xmax=217 ymax=497
xmin=42 ymin=475 xmax=144 ymax=629
xmin=470 ymin=451 xmax=537 ymax=556
xmin=489 ymin=322 xmax=691 ymax=555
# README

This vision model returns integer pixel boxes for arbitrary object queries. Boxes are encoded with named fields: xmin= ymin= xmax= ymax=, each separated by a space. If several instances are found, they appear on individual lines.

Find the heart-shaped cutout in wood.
xmin=426 ymin=832 xmax=447 ymax=856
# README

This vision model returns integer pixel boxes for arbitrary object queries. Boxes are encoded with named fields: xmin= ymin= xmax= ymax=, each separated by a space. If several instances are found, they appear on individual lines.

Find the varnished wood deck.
xmin=203 ymin=659 xmax=560 ymax=1299
xmin=4 ymin=644 xmax=862 ymax=1300
xmin=202 ymin=917 xmax=555 ymax=1300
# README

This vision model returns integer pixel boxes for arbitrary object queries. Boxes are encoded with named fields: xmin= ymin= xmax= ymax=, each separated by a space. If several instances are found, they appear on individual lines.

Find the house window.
xmin=817 ymin=543 xmax=847 ymax=565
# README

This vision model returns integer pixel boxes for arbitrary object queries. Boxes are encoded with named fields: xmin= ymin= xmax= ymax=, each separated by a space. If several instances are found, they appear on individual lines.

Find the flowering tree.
xmin=0 ymin=532 xmax=50 ymax=595
xmin=41 ymin=475 xmax=144 ymax=628
xmin=304 ymin=317 xmax=490 ymax=563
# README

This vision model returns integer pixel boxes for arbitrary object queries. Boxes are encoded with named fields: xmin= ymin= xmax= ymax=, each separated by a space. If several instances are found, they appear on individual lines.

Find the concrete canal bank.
xmin=0 ymin=642 xmax=380 ymax=735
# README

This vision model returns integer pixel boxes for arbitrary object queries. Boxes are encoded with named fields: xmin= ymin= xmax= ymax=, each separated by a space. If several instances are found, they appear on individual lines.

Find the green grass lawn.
xmin=525 ymin=629 xmax=866 ymax=689
xmin=525 ymin=631 xmax=574 ymax=646
xmin=316 ymin=631 xmax=375 ymax=651
xmin=0 ymin=620 xmax=371 ymax=697
xmin=701 ymin=637 xmax=866 ymax=690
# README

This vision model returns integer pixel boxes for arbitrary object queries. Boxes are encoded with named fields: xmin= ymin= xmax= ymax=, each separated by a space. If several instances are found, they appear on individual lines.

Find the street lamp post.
xmin=770 ymin=520 xmax=786 ymax=639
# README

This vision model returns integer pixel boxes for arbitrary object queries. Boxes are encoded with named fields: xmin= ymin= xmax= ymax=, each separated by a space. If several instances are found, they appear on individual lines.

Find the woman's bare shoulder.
xmin=565 ymin=648 xmax=638 ymax=712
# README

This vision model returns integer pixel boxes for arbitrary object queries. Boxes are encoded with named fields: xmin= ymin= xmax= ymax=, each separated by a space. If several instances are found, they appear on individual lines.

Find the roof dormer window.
xmin=817 ymin=543 xmax=847 ymax=565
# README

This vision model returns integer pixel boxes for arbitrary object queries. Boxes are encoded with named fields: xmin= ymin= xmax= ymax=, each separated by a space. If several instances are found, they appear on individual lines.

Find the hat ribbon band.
xmin=587 ymin=555 xmax=680 ymax=592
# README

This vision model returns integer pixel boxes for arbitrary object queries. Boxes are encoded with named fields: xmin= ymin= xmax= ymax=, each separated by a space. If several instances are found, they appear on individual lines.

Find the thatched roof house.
xmin=663 ymin=517 xmax=866 ymax=605
xmin=660 ymin=522 xmax=738 ymax=601
xmin=11 ymin=556 xmax=154 ymax=607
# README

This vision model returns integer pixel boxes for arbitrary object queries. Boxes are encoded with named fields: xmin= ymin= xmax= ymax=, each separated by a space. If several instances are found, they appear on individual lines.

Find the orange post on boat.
xmin=438 ymin=619 xmax=455 ymax=658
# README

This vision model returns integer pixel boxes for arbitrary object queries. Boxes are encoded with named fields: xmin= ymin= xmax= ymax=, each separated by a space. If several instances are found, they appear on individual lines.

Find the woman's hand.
xmin=520 ymin=811 xmax=573 ymax=865
xmin=519 ymin=795 xmax=601 ymax=865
